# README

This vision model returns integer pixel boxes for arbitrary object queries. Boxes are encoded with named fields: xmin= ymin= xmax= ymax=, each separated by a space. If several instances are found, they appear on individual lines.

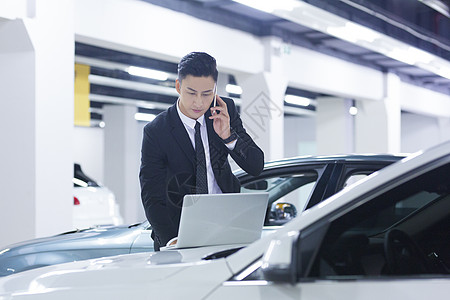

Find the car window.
xmin=307 ymin=161 xmax=450 ymax=278
xmin=241 ymin=171 xmax=318 ymax=226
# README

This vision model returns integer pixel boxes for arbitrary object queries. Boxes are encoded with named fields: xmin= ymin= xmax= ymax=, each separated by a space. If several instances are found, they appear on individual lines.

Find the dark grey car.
xmin=0 ymin=154 xmax=404 ymax=276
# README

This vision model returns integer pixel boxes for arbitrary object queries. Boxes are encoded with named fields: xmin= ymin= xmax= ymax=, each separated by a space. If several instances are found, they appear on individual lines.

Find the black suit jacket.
xmin=139 ymin=97 xmax=264 ymax=249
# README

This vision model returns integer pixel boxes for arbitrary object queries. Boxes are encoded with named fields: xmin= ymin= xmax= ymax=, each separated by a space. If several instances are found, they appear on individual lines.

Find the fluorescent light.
xmin=232 ymin=0 xmax=300 ymax=13
xmin=135 ymin=113 xmax=156 ymax=122
xmin=226 ymin=84 xmax=243 ymax=95
xmin=349 ymin=106 xmax=358 ymax=115
xmin=285 ymin=95 xmax=311 ymax=106
xmin=126 ymin=66 xmax=169 ymax=81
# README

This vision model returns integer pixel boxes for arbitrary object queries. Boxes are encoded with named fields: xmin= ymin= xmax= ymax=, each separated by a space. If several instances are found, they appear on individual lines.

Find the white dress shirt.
xmin=177 ymin=101 xmax=236 ymax=194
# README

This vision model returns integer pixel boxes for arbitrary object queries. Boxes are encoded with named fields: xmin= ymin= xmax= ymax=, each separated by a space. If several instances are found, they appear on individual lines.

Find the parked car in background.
xmin=0 ymin=144 xmax=448 ymax=299
xmin=73 ymin=163 xmax=124 ymax=228
xmin=0 ymin=155 xmax=403 ymax=277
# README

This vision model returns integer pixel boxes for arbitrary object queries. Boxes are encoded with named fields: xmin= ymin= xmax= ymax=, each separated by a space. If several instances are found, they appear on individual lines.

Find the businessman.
xmin=139 ymin=52 xmax=264 ymax=250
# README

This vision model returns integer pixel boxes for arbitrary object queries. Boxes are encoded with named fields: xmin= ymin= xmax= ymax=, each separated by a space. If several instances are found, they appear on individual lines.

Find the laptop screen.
xmin=175 ymin=192 xmax=269 ymax=249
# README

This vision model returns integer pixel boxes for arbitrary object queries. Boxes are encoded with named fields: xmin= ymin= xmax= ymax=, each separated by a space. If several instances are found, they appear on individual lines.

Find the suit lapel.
xmin=168 ymin=103 xmax=196 ymax=166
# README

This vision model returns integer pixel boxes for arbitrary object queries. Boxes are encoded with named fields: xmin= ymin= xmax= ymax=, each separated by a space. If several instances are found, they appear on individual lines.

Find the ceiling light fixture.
xmin=285 ymin=95 xmax=312 ymax=106
xmin=226 ymin=84 xmax=243 ymax=95
xmin=126 ymin=66 xmax=169 ymax=81
xmin=135 ymin=112 xmax=156 ymax=122
xmin=349 ymin=106 xmax=358 ymax=115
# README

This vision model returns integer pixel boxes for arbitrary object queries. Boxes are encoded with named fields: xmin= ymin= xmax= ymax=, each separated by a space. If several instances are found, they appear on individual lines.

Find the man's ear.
xmin=175 ymin=79 xmax=181 ymax=94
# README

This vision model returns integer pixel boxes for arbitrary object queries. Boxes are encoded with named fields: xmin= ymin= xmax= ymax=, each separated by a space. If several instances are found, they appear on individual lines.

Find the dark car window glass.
xmin=307 ymin=162 xmax=450 ymax=278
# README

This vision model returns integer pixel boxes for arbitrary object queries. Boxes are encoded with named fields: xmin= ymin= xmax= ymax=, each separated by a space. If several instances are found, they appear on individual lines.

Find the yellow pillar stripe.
xmin=74 ymin=63 xmax=91 ymax=127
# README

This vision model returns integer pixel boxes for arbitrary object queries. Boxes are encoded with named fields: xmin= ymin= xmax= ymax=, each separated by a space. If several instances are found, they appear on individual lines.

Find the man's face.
xmin=176 ymin=75 xmax=215 ymax=120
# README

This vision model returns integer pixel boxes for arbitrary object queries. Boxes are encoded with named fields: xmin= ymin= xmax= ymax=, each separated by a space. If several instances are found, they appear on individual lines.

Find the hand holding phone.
xmin=209 ymin=91 xmax=232 ymax=140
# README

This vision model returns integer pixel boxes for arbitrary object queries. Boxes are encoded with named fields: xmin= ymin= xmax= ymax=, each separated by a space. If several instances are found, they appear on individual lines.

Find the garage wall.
xmin=284 ymin=116 xmax=317 ymax=158
xmin=401 ymin=112 xmax=450 ymax=153
xmin=74 ymin=126 xmax=105 ymax=184
xmin=0 ymin=0 xmax=30 ymax=20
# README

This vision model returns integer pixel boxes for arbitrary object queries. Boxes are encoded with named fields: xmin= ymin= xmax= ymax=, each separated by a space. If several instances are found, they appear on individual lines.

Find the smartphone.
xmin=212 ymin=83 xmax=217 ymax=114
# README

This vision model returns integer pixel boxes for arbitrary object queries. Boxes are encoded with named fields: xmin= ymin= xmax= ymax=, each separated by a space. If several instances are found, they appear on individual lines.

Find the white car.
xmin=73 ymin=164 xmax=123 ymax=228
xmin=1 ymin=144 xmax=449 ymax=299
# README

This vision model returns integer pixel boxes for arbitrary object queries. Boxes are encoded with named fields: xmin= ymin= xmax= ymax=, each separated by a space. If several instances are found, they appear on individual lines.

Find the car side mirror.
xmin=269 ymin=202 xmax=297 ymax=225
xmin=243 ymin=180 xmax=268 ymax=190
xmin=261 ymin=231 xmax=299 ymax=283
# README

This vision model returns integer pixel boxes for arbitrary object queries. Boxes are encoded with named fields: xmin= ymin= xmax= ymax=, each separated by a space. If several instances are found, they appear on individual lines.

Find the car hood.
xmin=0 ymin=225 xmax=140 ymax=257
xmin=0 ymin=245 xmax=240 ymax=298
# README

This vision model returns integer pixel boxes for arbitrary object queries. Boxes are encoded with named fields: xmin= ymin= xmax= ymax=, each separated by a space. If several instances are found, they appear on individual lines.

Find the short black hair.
xmin=177 ymin=52 xmax=218 ymax=82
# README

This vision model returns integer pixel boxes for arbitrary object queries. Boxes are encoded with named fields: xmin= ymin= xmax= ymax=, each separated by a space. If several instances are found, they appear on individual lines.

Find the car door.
xmin=208 ymin=155 xmax=449 ymax=299
xmin=291 ymin=157 xmax=450 ymax=299
xmin=295 ymin=155 xmax=450 ymax=299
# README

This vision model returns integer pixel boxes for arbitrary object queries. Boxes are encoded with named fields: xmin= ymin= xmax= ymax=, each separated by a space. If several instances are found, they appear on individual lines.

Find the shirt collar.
xmin=176 ymin=99 xmax=205 ymax=129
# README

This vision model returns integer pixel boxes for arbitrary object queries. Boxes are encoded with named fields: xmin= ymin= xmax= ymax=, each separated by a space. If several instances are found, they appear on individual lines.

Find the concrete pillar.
xmin=103 ymin=104 xmax=143 ymax=224
xmin=316 ymin=97 xmax=354 ymax=155
xmin=237 ymin=37 xmax=288 ymax=162
xmin=0 ymin=0 xmax=74 ymax=247
xmin=355 ymin=73 xmax=401 ymax=153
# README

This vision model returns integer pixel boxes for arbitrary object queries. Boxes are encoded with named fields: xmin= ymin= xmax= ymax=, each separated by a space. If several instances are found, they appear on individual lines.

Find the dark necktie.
xmin=195 ymin=121 xmax=208 ymax=194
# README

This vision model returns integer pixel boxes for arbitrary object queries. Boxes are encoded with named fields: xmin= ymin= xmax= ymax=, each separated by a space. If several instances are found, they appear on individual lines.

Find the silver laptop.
xmin=175 ymin=192 xmax=269 ymax=249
